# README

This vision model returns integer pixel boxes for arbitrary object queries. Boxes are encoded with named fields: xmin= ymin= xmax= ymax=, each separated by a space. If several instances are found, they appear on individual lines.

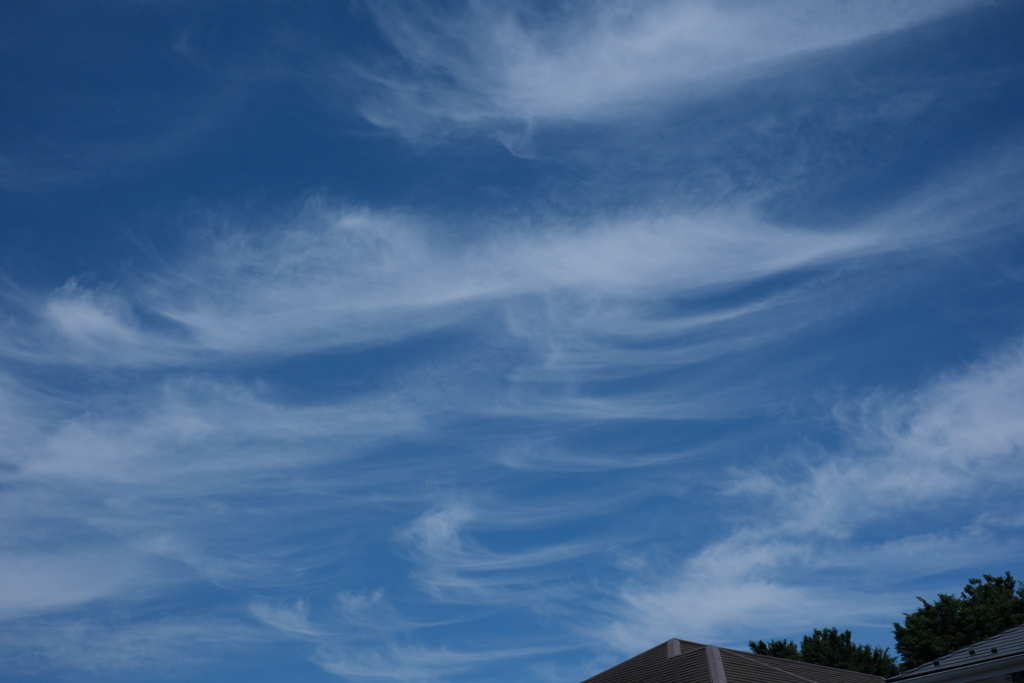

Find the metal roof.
xmin=888 ymin=622 xmax=1024 ymax=682
xmin=580 ymin=639 xmax=887 ymax=683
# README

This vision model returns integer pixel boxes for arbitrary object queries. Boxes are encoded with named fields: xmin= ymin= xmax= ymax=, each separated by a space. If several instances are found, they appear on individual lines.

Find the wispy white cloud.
xmin=20 ymin=376 xmax=423 ymax=487
xmin=0 ymin=201 xmax=906 ymax=372
xmin=250 ymin=583 xmax=571 ymax=681
xmin=400 ymin=500 xmax=597 ymax=605
xmin=0 ymin=614 xmax=265 ymax=676
xmin=496 ymin=442 xmax=699 ymax=472
xmin=606 ymin=536 xmax=829 ymax=651
xmin=335 ymin=589 xmax=423 ymax=632
xmin=0 ymin=547 xmax=158 ymax=621
xmin=43 ymin=281 xmax=141 ymax=346
xmin=250 ymin=598 xmax=322 ymax=636
xmin=599 ymin=338 xmax=1024 ymax=652
xmin=5 ymin=134 xmax=1017 ymax=385
xmin=355 ymin=0 xmax=979 ymax=138
xmin=0 ymin=360 xmax=431 ymax=632
xmin=316 ymin=640 xmax=563 ymax=682
xmin=146 ymin=205 xmax=883 ymax=359
xmin=603 ymin=520 xmax=1023 ymax=653
xmin=766 ymin=339 xmax=1024 ymax=535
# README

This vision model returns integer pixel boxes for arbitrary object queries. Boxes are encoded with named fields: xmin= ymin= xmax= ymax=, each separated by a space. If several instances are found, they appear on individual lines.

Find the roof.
xmin=888 ymin=622 xmax=1024 ymax=682
xmin=580 ymin=639 xmax=887 ymax=683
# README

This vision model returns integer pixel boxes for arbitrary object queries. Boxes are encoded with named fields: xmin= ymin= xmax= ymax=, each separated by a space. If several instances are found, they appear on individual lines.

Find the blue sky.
xmin=2 ymin=1 xmax=1024 ymax=681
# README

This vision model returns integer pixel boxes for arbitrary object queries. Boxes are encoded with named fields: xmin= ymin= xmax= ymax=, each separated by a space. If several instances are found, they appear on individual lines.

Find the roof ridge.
xmin=706 ymin=645 xmax=727 ymax=683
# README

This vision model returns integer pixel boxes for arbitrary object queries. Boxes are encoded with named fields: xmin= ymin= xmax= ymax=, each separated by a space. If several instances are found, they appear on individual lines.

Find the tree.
xmin=749 ymin=638 xmax=801 ymax=661
xmin=893 ymin=572 xmax=1024 ymax=669
xmin=750 ymin=628 xmax=900 ymax=677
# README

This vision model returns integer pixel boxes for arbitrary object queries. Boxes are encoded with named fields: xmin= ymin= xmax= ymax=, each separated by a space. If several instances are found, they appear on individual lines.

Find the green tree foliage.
xmin=750 ymin=628 xmax=899 ymax=677
xmin=749 ymin=638 xmax=801 ymax=660
xmin=893 ymin=572 xmax=1024 ymax=669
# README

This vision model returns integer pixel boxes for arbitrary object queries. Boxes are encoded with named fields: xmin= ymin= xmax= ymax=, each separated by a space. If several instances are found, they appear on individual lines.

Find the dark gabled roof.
xmin=888 ymin=622 xmax=1024 ymax=681
xmin=580 ymin=639 xmax=886 ymax=683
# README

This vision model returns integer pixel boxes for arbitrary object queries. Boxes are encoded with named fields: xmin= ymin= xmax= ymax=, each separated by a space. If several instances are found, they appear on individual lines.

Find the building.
xmin=580 ymin=638 xmax=886 ymax=683
xmin=887 ymin=623 xmax=1024 ymax=683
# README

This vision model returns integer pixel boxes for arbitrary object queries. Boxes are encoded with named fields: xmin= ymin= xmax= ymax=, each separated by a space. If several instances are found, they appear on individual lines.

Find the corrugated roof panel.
xmin=719 ymin=647 xmax=886 ymax=683
xmin=581 ymin=641 xmax=710 ymax=683
xmin=890 ymin=622 xmax=1024 ymax=681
